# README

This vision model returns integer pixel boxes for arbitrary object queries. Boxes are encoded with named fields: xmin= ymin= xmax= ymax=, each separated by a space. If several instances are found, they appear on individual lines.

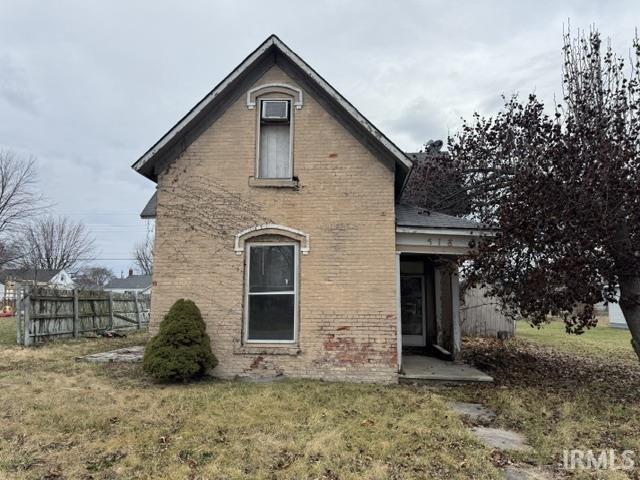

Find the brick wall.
xmin=150 ymin=65 xmax=398 ymax=383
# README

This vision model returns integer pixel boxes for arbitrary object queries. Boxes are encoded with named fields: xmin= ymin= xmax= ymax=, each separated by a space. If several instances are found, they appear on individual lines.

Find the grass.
xmin=517 ymin=318 xmax=636 ymax=363
xmin=1 ymin=316 xmax=639 ymax=479
xmin=457 ymin=321 xmax=640 ymax=479
xmin=0 ymin=316 xmax=16 ymax=345
xmin=0 ymin=317 xmax=499 ymax=480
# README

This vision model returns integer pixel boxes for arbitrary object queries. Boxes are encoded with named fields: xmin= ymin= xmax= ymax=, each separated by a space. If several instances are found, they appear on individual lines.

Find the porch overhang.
xmin=394 ymin=221 xmax=497 ymax=377
xmin=395 ymin=226 xmax=495 ymax=256
xmin=394 ymin=203 xmax=497 ymax=256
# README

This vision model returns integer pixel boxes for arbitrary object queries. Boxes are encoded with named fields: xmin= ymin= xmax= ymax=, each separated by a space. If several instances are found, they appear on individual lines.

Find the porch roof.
xmin=395 ymin=203 xmax=487 ymax=231
xmin=395 ymin=204 xmax=496 ymax=255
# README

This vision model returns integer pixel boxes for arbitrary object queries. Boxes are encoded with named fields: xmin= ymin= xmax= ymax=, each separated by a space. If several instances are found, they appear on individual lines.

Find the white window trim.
xmin=234 ymin=224 xmax=310 ymax=255
xmin=243 ymin=242 xmax=299 ymax=344
xmin=246 ymin=82 xmax=303 ymax=110
xmin=256 ymin=97 xmax=294 ymax=180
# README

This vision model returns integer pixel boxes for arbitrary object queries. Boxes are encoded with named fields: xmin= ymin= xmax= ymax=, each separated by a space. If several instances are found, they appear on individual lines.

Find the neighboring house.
xmin=607 ymin=290 xmax=628 ymax=329
xmin=105 ymin=270 xmax=152 ymax=294
xmin=133 ymin=35 xmax=492 ymax=383
xmin=0 ymin=269 xmax=75 ymax=306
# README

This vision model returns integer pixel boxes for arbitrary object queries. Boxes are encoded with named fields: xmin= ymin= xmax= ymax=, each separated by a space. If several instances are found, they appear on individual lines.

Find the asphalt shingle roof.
xmin=140 ymin=192 xmax=157 ymax=219
xmin=0 ymin=269 xmax=61 ymax=283
xmin=105 ymin=275 xmax=152 ymax=290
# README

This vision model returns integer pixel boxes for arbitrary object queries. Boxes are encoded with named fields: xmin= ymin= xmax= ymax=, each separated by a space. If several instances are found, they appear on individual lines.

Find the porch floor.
xmin=399 ymin=354 xmax=493 ymax=384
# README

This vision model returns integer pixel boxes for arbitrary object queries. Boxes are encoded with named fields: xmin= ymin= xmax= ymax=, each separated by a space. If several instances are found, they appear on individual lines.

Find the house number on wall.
xmin=425 ymin=238 xmax=454 ymax=246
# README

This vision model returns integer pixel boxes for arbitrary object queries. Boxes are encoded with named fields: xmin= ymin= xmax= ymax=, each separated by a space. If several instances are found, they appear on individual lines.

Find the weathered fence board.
xmin=460 ymin=286 xmax=515 ymax=338
xmin=16 ymin=287 xmax=150 ymax=345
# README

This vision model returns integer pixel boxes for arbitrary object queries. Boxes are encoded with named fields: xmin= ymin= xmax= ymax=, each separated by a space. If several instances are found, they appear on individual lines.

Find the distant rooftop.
xmin=140 ymin=192 xmax=157 ymax=219
xmin=105 ymin=274 xmax=152 ymax=290
xmin=0 ymin=269 xmax=62 ymax=283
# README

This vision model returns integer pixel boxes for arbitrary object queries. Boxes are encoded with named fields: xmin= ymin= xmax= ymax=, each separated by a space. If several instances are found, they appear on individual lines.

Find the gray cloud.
xmin=0 ymin=53 xmax=39 ymax=114
xmin=0 ymin=0 xmax=638 ymax=272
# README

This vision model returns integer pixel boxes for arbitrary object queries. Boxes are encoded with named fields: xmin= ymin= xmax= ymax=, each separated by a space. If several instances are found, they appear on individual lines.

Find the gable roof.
xmin=131 ymin=34 xmax=412 ymax=188
xmin=140 ymin=192 xmax=157 ymax=219
xmin=0 ymin=269 xmax=62 ymax=284
xmin=105 ymin=274 xmax=152 ymax=290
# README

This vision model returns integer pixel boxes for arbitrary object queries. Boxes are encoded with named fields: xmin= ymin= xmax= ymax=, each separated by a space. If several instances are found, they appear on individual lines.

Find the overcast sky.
xmin=1 ymin=0 xmax=639 ymax=275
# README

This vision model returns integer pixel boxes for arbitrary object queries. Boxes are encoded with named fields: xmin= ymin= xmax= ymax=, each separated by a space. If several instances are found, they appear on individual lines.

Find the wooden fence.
xmin=16 ymin=287 xmax=150 ymax=346
xmin=460 ymin=286 xmax=515 ymax=338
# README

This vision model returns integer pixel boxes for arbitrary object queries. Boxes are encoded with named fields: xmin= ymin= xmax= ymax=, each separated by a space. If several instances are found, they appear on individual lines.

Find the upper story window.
xmin=258 ymin=99 xmax=292 ymax=179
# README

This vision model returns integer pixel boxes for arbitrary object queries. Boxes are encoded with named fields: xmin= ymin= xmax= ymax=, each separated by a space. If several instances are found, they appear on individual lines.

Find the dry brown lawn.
xmin=1 ymin=317 xmax=639 ymax=479
xmin=456 ymin=323 xmax=640 ymax=479
xmin=0 ymin=319 xmax=497 ymax=480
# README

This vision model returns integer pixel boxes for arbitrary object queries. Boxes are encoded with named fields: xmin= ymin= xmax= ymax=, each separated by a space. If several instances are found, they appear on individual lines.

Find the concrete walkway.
xmin=471 ymin=427 xmax=532 ymax=452
xmin=446 ymin=401 xmax=552 ymax=480
xmin=400 ymin=355 xmax=493 ymax=383
xmin=76 ymin=346 xmax=144 ymax=363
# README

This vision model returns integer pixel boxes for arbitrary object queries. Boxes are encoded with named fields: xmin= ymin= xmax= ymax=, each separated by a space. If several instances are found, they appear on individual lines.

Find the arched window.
xmin=235 ymin=224 xmax=309 ymax=344
xmin=246 ymin=84 xmax=304 ymax=181
xmin=234 ymin=224 xmax=309 ymax=255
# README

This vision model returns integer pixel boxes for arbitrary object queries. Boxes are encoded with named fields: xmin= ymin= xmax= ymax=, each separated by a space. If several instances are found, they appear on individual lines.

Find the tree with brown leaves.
xmin=414 ymin=28 xmax=640 ymax=360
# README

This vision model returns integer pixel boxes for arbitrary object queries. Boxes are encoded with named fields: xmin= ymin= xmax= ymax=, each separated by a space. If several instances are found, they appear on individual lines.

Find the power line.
xmin=78 ymin=257 xmax=138 ymax=261
xmin=62 ymin=213 xmax=146 ymax=216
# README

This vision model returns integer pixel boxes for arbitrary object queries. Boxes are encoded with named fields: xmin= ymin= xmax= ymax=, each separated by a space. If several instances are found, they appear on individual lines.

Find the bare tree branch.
xmin=132 ymin=235 xmax=153 ymax=275
xmin=0 ymin=150 xmax=47 ymax=267
xmin=16 ymin=216 xmax=95 ymax=273
xmin=75 ymin=266 xmax=115 ymax=289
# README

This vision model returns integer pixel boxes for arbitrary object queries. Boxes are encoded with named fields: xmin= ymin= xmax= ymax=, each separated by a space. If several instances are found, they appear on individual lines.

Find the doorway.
xmin=400 ymin=259 xmax=434 ymax=348
xmin=401 ymin=274 xmax=426 ymax=346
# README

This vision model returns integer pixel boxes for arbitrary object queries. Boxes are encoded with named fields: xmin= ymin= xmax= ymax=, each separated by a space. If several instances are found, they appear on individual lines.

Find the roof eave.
xmin=270 ymin=36 xmax=412 ymax=171
xmin=396 ymin=226 xmax=498 ymax=236
xmin=131 ymin=34 xmax=412 ymax=182
xmin=132 ymin=36 xmax=279 ymax=180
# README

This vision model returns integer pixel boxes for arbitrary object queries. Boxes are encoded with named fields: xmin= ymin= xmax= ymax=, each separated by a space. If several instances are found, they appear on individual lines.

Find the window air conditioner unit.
xmin=261 ymin=100 xmax=289 ymax=121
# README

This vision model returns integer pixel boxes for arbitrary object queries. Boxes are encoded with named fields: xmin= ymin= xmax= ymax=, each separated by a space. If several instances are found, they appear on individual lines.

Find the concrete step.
xmin=399 ymin=354 xmax=493 ymax=384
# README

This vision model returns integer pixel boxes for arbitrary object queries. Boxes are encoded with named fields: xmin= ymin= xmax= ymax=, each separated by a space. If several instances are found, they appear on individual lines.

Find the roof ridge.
xmin=132 ymin=35 xmax=412 ymax=181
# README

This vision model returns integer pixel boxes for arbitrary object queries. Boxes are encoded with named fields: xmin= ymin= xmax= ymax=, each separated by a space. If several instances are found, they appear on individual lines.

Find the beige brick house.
xmin=133 ymin=35 xmax=491 ymax=383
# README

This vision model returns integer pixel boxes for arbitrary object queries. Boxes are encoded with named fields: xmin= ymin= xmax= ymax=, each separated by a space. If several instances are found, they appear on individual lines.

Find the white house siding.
xmin=49 ymin=270 xmax=75 ymax=289
xmin=608 ymin=291 xmax=628 ymax=329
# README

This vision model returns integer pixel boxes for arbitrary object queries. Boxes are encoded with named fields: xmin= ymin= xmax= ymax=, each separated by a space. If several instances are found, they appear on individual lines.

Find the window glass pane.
xmin=262 ymin=100 xmax=288 ymax=119
xmin=259 ymin=124 xmax=290 ymax=178
xmin=400 ymin=260 xmax=424 ymax=275
xmin=401 ymin=276 xmax=424 ymax=336
xmin=249 ymin=245 xmax=294 ymax=292
xmin=248 ymin=294 xmax=295 ymax=341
